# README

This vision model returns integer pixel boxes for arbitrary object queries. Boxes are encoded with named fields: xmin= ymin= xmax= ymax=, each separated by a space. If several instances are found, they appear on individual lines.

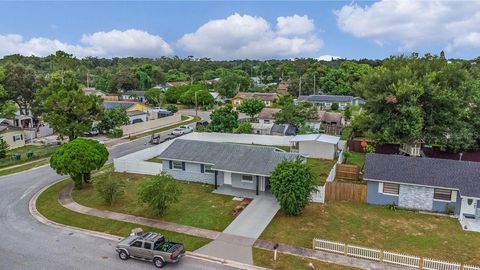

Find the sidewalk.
xmin=58 ymin=183 xmax=220 ymax=240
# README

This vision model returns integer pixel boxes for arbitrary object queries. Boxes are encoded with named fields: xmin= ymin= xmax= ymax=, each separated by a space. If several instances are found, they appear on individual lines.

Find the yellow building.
xmin=0 ymin=125 xmax=25 ymax=149
xmin=231 ymin=92 xmax=278 ymax=108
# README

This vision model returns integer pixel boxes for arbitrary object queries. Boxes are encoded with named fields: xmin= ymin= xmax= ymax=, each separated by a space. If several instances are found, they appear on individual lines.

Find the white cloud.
xmin=317 ymin=55 xmax=342 ymax=61
xmin=178 ymin=13 xmax=322 ymax=60
xmin=335 ymin=0 xmax=480 ymax=51
xmin=0 ymin=29 xmax=173 ymax=58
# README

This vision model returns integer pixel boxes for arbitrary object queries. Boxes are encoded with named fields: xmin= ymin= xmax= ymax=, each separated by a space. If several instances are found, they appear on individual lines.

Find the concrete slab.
xmin=196 ymin=233 xmax=256 ymax=265
xmin=223 ymin=195 xmax=280 ymax=239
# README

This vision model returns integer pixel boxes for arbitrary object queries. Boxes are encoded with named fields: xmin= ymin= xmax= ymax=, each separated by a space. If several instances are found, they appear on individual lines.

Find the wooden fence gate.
xmin=335 ymin=164 xmax=360 ymax=181
xmin=325 ymin=182 xmax=367 ymax=203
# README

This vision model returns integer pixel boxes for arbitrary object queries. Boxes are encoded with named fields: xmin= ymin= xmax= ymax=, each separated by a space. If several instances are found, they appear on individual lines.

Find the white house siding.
xmin=230 ymin=173 xmax=265 ymax=191
xmin=162 ymin=160 xmax=215 ymax=184
xmin=298 ymin=140 xmax=337 ymax=160
xmin=398 ymin=185 xmax=434 ymax=211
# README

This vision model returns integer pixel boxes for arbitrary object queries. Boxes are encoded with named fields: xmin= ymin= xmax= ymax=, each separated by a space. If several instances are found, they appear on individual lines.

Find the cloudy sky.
xmin=0 ymin=1 xmax=479 ymax=60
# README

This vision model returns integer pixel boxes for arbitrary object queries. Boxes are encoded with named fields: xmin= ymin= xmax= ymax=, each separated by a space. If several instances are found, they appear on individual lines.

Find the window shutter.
xmin=451 ymin=190 xmax=457 ymax=202
xmin=200 ymin=164 xmax=205 ymax=173
xmin=169 ymin=160 xmax=172 ymax=169
xmin=378 ymin=182 xmax=383 ymax=193
xmin=182 ymin=162 xmax=185 ymax=171
xmin=20 ymin=134 xmax=23 ymax=140
xmin=12 ymin=136 xmax=15 ymax=142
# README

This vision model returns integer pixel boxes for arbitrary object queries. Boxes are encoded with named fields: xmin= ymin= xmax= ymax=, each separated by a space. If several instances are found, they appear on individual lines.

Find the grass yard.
xmin=145 ymin=157 xmax=163 ymax=163
xmin=306 ymin=158 xmax=336 ymax=186
xmin=72 ymin=172 xmax=240 ymax=231
xmin=0 ymin=145 xmax=59 ymax=168
xmin=0 ymin=159 xmax=49 ymax=176
xmin=253 ymin=248 xmax=360 ymax=270
xmin=260 ymin=202 xmax=480 ymax=265
xmin=37 ymin=180 xmax=210 ymax=251
xmin=343 ymin=151 xmax=365 ymax=168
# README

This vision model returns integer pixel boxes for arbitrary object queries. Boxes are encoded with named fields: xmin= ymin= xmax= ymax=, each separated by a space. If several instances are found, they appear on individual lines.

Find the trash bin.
xmin=26 ymin=151 xmax=33 ymax=159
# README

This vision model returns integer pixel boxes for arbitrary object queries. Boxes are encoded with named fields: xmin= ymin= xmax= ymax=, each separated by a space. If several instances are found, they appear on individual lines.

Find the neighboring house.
xmin=306 ymin=110 xmax=345 ymax=135
xmin=103 ymin=101 xmax=152 ymax=123
xmin=159 ymin=139 xmax=301 ymax=195
xmin=258 ymin=108 xmax=280 ymax=124
xmin=297 ymin=95 xmax=364 ymax=110
xmin=121 ymin=90 xmax=146 ymax=103
xmin=276 ymin=82 xmax=289 ymax=95
xmin=290 ymin=134 xmax=340 ymax=160
xmin=83 ymin=87 xmax=106 ymax=98
xmin=231 ymin=92 xmax=278 ymax=108
xmin=364 ymin=154 xmax=480 ymax=231
xmin=209 ymin=92 xmax=226 ymax=104
xmin=13 ymin=115 xmax=34 ymax=129
xmin=252 ymin=123 xmax=274 ymax=135
xmin=127 ymin=110 xmax=148 ymax=124
xmin=271 ymin=124 xmax=296 ymax=136
xmin=0 ymin=120 xmax=25 ymax=149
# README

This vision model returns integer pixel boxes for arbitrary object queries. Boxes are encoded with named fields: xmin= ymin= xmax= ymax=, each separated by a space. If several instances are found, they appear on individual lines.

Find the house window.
xmin=434 ymin=189 xmax=452 ymax=201
xmin=234 ymin=100 xmax=241 ymax=105
xmin=241 ymin=175 xmax=254 ymax=183
xmin=204 ymin=165 xmax=215 ymax=174
xmin=383 ymin=183 xmax=400 ymax=195
xmin=13 ymin=134 xmax=23 ymax=142
xmin=264 ymin=119 xmax=270 ymax=124
xmin=172 ymin=161 xmax=183 ymax=170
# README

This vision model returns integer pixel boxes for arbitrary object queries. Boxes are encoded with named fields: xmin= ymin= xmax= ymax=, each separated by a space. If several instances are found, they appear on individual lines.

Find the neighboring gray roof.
xmin=103 ymin=101 xmax=136 ymax=109
xmin=364 ymin=153 xmax=480 ymax=198
xmin=159 ymin=139 xmax=300 ymax=176
xmin=298 ymin=95 xmax=354 ymax=103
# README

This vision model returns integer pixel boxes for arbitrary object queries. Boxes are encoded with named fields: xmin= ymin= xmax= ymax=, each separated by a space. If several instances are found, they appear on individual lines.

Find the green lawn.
xmin=343 ymin=151 xmax=365 ymax=168
xmin=0 ymin=145 xmax=59 ymax=168
xmin=260 ymin=202 xmax=480 ymax=265
xmin=37 ymin=180 xmax=210 ymax=251
xmin=0 ymin=159 xmax=49 ymax=176
xmin=253 ymin=248 xmax=360 ymax=270
xmin=306 ymin=158 xmax=336 ymax=186
xmin=145 ymin=157 xmax=163 ymax=163
xmin=72 ymin=172 xmax=240 ymax=231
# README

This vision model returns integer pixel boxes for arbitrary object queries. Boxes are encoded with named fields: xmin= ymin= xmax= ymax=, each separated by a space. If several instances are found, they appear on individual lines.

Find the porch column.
xmin=256 ymin=175 xmax=259 ymax=196
xmin=214 ymin=171 xmax=218 ymax=189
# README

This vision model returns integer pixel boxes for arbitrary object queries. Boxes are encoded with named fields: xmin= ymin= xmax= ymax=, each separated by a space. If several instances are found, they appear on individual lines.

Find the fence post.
xmin=344 ymin=243 xmax=348 ymax=256
xmin=380 ymin=250 xmax=384 ymax=262
xmin=460 ymin=264 xmax=464 ymax=270
xmin=312 ymin=238 xmax=315 ymax=249
xmin=419 ymin=257 xmax=423 ymax=270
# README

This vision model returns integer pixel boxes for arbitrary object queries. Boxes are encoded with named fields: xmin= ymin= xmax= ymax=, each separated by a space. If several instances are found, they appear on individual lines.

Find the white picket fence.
xmin=313 ymin=238 xmax=480 ymax=270
xmin=311 ymin=185 xmax=325 ymax=203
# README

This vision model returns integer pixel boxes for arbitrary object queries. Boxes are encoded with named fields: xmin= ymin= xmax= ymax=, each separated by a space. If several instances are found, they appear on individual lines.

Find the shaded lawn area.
xmin=306 ymin=158 xmax=336 ymax=186
xmin=343 ymin=152 xmax=365 ymax=168
xmin=145 ymin=157 xmax=162 ymax=163
xmin=37 ymin=180 xmax=210 ymax=251
xmin=253 ymin=248 xmax=360 ymax=270
xmin=72 ymin=172 xmax=240 ymax=231
xmin=260 ymin=202 xmax=480 ymax=265
xmin=0 ymin=145 xmax=59 ymax=168
xmin=0 ymin=159 xmax=49 ymax=176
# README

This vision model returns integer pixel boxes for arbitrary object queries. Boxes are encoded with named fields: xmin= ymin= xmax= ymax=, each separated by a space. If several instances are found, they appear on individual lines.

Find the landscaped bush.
xmin=108 ymin=128 xmax=123 ymax=138
xmin=166 ymin=104 xmax=178 ymax=113
xmin=93 ymin=174 xmax=126 ymax=206
xmin=137 ymin=173 xmax=182 ymax=216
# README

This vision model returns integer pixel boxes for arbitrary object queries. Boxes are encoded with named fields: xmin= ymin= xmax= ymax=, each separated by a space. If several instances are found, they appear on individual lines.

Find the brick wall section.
xmin=398 ymin=184 xmax=434 ymax=211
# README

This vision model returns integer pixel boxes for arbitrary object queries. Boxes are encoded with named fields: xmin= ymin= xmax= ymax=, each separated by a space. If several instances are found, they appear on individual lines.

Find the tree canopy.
xmin=238 ymin=97 xmax=265 ymax=119
xmin=97 ymin=106 xmax=130 ymax=133
xmin=209 ymin=105 xmax=238 ymax=132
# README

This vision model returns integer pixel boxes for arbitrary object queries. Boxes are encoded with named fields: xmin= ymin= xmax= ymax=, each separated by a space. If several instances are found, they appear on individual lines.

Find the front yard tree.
xmin=0 ymin=138 xmax=9 ymax=159
xmin=2 ymin=63 xmax=38 ymax=115
xmin=234 ymin=122 xmax=253 ymax=134
xmin=238 ymin=98 xmax=265 ymax=119
xmin=50 ymin=138 xmax=109 ymax=189
xmin=35 ymin=72 xmax=103 ymax=141
xmin=145 ymin=88 xmax=165 ymax=107
xmin=94 ymin=174 xmax=126 ymax=206
xmin=137 ymin=173 xmax=182 ymax=216
xmin=98 ymin=107 xmax=130 ymax=133
xmin=209 ymin=105 xmax=238 ymax=132
xmin=270 ymin=159 xmax=316 ymax=216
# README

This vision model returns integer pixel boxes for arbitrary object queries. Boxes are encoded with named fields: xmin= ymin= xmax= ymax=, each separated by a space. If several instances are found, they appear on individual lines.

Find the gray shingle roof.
xmin=298 ymin=95 xmax=354 ymax=103
xmin=364 ymin=153 xmax=480 ymax=198
xmin=103 ymin=101 xmax=136 ymax=109
xmin=159 ymin=139 xmax=301 ymax=176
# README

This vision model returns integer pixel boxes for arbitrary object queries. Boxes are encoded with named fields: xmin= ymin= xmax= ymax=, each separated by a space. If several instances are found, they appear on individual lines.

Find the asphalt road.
xmin=0 ymin=126 xmax=238 ymax=270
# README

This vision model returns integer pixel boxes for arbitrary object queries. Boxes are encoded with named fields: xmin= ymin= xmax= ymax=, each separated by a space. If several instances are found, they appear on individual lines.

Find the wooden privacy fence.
xmin=313 ymin=238 xmax=480 ymax=270
xmin=335 ymin=164 xmax=360 ymax=181
xmin=325 ymin=182 xmax=366 ymax=203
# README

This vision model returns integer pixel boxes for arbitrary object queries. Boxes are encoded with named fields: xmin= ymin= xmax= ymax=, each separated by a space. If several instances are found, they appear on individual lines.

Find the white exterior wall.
xmin=121 ymin=113 xmax=181 ymax=136
xmin=181 ymin=132 xmax=292 ymax=146
xmin=298 ymin=140 xmax=337 ymax=160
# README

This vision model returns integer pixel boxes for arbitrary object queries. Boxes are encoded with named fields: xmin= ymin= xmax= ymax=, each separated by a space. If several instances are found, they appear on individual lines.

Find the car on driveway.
xmin=171 ymin=125 xmax=193 ymax=136
xmin=116 ymin=231 xmax=185 ymax=268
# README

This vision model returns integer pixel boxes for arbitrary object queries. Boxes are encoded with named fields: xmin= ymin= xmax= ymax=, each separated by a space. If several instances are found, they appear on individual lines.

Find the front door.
xmin=461 ymin=197 xmax=477 ymax=217
xmin=224 ymin=172 xmax=232 ymax=185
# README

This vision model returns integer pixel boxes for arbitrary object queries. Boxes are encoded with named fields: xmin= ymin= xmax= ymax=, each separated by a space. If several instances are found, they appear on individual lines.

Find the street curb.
xmin=29 ymin=179 xmax=268 ymax=270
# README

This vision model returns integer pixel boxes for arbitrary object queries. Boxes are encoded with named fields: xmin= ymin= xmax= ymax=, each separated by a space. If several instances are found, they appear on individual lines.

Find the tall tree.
xmin=214 ymin=70 xmax=251 ymax=98
xmin=35 ymin=72 xmax=103 ymax=140
xmin=2 ymin=63 xmax=38 ymax=115
xmin=145 ymin=88 xmax=165 ymax=107
xmin=97 ymin=107 xmax=130 ymax=133
xmin=238 ymin=98 xmax=265 ymax=119
xmin=209 ymin=105 xmax=238 ymax=132
xmin=110 ymin=68 xmax=140 ymax=93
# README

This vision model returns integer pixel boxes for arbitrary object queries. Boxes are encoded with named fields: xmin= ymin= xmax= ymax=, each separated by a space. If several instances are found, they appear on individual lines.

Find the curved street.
xmin=0 ymin=121 xmax=236 ymax=270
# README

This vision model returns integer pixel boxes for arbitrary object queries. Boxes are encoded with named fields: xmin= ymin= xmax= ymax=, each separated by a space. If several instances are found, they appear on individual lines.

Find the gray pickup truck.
xmin=115 ymin=231 xmax=185 ymax=268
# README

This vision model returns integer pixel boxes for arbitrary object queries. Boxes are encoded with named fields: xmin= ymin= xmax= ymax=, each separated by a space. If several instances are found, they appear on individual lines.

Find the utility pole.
xmin=299 ymin=75 xmax=302 ymax=97
xmin=195 ymin=91 xmax=198 ymax=117
xmin=313 ymin=74 xmax=316 ymax=95
xmin=86 ymin=73 xmax=90 ymax=88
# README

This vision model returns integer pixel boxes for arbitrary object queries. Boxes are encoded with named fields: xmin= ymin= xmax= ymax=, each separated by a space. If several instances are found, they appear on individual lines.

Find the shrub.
xmin=364 ymin=145 xmax=375 ymax=153
xmin=233 ymin=122 xmax=253 ymax=134
xmin=386 ymin=203 xmax=398 ymax=211
xmin=108 ymin=128 xmax=123 ymax=138
xmin=166 ymin=104 xmax=178 ymax=113
xmin=0 ymin=138 xmax=9 ymax=159
xmin=137 ymin=173 xmax=182 ymax=216
xmin=270 ymin=159 xmax=316 ymax=216
xmin=94 ymin=175 xmax=126 ymax=206
xmin=446 ymin=203 xmax=455 ymax=215
xmin=330 ymin=102 xmax=339 ymax=111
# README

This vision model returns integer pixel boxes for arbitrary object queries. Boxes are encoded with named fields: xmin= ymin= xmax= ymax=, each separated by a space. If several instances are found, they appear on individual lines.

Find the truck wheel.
xmin=118 ymin=250 xmax=129 ymax=260
xmin=153 ymin=257 xmax=165 ymax=268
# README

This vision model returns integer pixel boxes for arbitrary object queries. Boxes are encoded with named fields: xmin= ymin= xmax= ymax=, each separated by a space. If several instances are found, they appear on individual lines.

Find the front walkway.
xmin=460 ymin=216 xmax=480 ymax=232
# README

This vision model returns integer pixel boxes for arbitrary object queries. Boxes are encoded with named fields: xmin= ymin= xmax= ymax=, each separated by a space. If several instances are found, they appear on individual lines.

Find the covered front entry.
xmin=461 ymin=197 xmax=478 ymax=218
xmin=459 ymin=197 xmax=480 ymax=232
xmin=214 ymin=170 xmax=267 ymax=196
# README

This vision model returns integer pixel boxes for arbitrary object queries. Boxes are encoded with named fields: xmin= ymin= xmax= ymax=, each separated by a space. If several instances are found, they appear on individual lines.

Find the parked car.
xmin=149 ymin=133 xmax=175 ymax=144
xmin=171 ymin=125 xmax=193 ymax=136
xmin=85 ymin=127 xmax=99 ymax=137
xmin=195 ymin=120 xmax=208 ymax=127
xmin=116 ymin=231 xmax=185 ymax=268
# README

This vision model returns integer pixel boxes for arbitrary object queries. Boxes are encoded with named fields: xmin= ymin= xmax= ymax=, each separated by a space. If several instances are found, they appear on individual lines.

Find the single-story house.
xmin=209 ymin=92 xmax=226 ymax=103
xmin=232 ymin=92 xmax=278 ymax=108
xmin=159 ymin=139 xmax=301 ymax=195
xmin=271 ymin=124 xmax=296 ymax=136
xmin=84 ymin=87 xmax=106 ymax=98
xmin=0 ymin=120 xmax=25 ymax=149
xmin=306 ymin=111 xmax=344 ymax=135
xmin=103 ymin=101 xmax=150 ymax=113
xmin=252 ymin=123 xmax=274 ymax=135
xmin=364 ymin=154 xmax=480 ymax=231
xmin=121 ymin=90 xmax=146 ymax=103
xmin=276 ymin=82 xmax=289 ymax=95
xmin=127 ymin=110 xmax=148 ymax=124
xmin=296 ymin=95 xmax=364 ymax=110
xmin=290 ymin=134 xmax=340 ymax=160
xmin=258 ymin=108 xmax=281 ymax=124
